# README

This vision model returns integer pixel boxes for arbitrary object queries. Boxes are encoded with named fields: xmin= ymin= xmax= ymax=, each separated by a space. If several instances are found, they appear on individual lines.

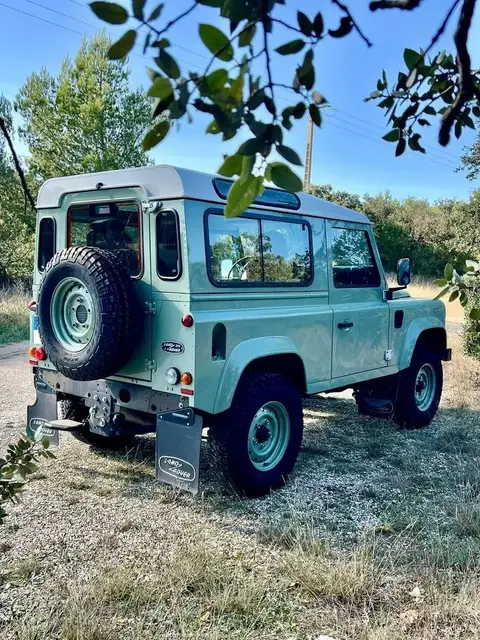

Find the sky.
xmin=1 ymin=0 xmax=479 ymax=202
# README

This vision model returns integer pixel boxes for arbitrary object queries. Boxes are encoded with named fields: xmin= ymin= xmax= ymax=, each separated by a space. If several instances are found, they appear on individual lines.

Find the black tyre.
xmin=59 ymin=399 xmax=133 ymax=449
xmin=38 ymin=247 xmax=142 ymax=381
xmin=209 ymin=373 xmax=303 ymax=497
xmin=394 ymin=348 xmax=443 ymax=429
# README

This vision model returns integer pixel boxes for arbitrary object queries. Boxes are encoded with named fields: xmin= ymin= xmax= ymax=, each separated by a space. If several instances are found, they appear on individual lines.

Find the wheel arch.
xmin=212 ymin=337 xmax=306 ymax=414
xmin=398 ymin=320 xmax=449 ymax=371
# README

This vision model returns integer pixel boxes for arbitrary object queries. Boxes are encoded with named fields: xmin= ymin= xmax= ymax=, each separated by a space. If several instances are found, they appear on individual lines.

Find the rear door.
xmin=327 ymin=221 xmax=389 ymax=379
xmin=66 ymin=187 xmax=153 ymax=382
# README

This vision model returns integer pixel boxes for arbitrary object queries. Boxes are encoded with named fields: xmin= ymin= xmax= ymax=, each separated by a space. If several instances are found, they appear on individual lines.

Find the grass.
xmin=1 ymin=326 xmax=480 ymax=638
xmin=0 ymin=285 xmax=29 ymax=345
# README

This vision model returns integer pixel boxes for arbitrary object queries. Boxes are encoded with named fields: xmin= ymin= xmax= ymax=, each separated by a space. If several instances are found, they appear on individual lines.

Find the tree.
xmin=15 ymin=31 xmax=154 ymax=183
xmin=89 ymin=0 xmax=480 ymax=218
xmin=460 ymin=134 xmax=480 ymax=180
xmin=0 ymin=97 xmax=34 ymax=282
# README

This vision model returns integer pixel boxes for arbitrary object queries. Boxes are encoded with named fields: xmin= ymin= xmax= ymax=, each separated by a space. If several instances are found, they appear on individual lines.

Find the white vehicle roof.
xmin=37 ymin=164 xmax=371 ymax=224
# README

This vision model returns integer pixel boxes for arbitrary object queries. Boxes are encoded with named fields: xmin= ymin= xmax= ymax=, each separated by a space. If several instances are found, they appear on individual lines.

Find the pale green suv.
xmin=27 ymin=165 xmax=451 ymax=496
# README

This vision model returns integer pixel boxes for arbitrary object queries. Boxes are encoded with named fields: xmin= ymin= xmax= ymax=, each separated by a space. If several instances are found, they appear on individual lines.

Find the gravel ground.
xmin=1 ymin=331 xmax=480 ymax=639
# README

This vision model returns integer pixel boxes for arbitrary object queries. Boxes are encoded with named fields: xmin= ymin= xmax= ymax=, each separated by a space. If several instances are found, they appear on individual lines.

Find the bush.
xmin=463 ymin=289 xmax=480 ymax=358
xmin=0 ymin=432 xmax=54 ymax=524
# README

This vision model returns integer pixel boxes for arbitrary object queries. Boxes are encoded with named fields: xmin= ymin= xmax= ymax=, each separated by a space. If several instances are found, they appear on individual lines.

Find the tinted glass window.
xmin=207 ymin=213 xmax=312 ymax=286
xmin=262 ymin=220 xmax=311 ymax=283
xmin=331 ymin=228 xmax=380 ymax=288
xmin=213 ymin=178 xmax=300 ymax=210
xmin=156 ymin=210 xmax=181 ymax=279
xmin=68 ymin=202 xmax=140 ymax=276
xmin=208 ymin=216 xmax=261 ymax=283
xmin=38 ymin=218 xmax=55 ymax=271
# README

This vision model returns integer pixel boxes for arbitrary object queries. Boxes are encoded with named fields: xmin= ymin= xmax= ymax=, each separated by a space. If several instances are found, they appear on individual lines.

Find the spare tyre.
xmin=37 ymin=246 xmax=142 ymax=381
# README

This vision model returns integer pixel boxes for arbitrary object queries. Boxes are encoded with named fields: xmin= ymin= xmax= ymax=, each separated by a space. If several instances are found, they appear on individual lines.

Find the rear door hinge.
xmin=145 ymin=359 xmax=157 ymax=372
xmin=145 ymin=301 xmax=157 ymax=316
xmin=384 ymin=349 xmax=393 ymax=362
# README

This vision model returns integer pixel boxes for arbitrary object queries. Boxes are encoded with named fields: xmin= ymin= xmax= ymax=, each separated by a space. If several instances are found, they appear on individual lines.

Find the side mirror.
xmin=397 ymin=258 xmax=411 ymax=286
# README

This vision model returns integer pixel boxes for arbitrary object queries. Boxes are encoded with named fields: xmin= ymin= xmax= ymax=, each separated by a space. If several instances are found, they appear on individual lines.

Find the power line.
xmin=0 ymin=0 xmax=205 ymax=70
xmin=325 ymin=119 xmax=458 ymax=171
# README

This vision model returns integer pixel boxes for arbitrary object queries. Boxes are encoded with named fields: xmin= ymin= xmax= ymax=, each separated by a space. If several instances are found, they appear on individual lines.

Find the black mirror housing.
xmin=397 ymin=258 xmax=411 ymax=286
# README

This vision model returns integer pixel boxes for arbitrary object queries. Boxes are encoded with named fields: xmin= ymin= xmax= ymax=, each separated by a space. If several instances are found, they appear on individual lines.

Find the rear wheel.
xmin=209 ymin=373 xmax=303 ymax=497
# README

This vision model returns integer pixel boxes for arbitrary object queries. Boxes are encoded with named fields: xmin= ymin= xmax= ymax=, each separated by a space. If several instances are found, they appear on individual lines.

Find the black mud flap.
xmin=27 ymin=384 xmax=59 ymax=446
xmin=156 ymin=408 xmax=203 ymax=494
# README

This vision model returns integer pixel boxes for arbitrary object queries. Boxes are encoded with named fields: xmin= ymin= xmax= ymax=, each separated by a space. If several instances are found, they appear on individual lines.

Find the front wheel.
xmin=209 ymin=373 xmax=303 ymax=497
xmin=395 ymin=349 xmax=443 ymax=429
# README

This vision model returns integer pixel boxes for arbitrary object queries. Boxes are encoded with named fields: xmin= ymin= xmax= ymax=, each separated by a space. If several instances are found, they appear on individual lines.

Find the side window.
xmin=331 ymin=228 xmax=381 ymax=288
xmin=262 ymin=220 xmax=311 ymax=283
xmin=38 ymin=218 xmax=55 ymax=271
xmin=156 ymin=210 xmax=181 ymax=279
xmin=208 ymin=215 xmax=261 ymax=284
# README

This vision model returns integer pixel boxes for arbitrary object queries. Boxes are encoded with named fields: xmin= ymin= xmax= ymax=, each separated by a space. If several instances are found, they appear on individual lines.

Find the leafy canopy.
xmin=15 ymin=31 xmax=155 ymax=183
xmin=90 ymin=0 xmax=480 ymax=217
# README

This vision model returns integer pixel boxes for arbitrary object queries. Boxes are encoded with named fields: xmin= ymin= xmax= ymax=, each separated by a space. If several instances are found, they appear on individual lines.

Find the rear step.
xmin=45 ymin=419 xmax=84 ymax=432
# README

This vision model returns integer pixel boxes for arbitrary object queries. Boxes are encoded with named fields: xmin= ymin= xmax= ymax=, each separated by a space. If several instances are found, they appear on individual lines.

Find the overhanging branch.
xmin=0 ymin=117 xmax=36 ymax=211
xmin=370 ymin=0 xmax=424 ymax=10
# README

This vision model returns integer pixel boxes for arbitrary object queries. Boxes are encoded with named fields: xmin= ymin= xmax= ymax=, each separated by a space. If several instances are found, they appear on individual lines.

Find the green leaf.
xmin=206 ymin=120 xmax=221 ymax=134
xmin=155 ymin=50 xmax=180 ymax=80
xmin=395 ymin=137 xmax=406 ymax=157
xmin=238 ymin=138 xmax=264 ymax=155
xmin=197 ymin=0 xmax=223 ymax=5
xmin=206 ymin=69 xmax=228 ymax=93
xmin=148 ymin=3 xmax=163 ymax=20
xmin=225 ymin=175 xmax=264 ymax=218
xmin=424 ymin=105 xmax=436 ymax=116
xmin=383 ymin=129 xmax=400 ymax=142
xmin=455 ymin=121 xmax=462 ymax=139
xmin=147 ymin=76 xmax=173 ymax=100
xmin=312 ymin=91 xmax=325 ymax=105
xmin=309 ymin=103 xmax=322 ymax=127
xmin=406 ymin=68 xmax=418 ymax=88
xmin=241 ymin=155 xmax=255 ymax=179
xmin=328 ymin=16 xmax=353 ymax=38
xmin=218 ymin=154 xmax=243 ymax=177
xmin=152 ymin=37 xmax=170 ymax=49
xmin=460 ymin=290 xmax=469 ymax=307
xmin=142 ymin=120 xmax=170 ymax=150
xmin=403 ymin=48 xmax=422 ymax=71
xmin=449 ymin=289 xmax=459 ymax=302
xmin=313 ymin=12 xmax=324 ymax=38
xmin=444 ymin=263 xmax=454 ymax=280
xmin=433 ymin=279 xmax=448 ymax=287
xmin=434 ymin=286 xmax=449 ymax=300
xmin=297 ymin=11 xmax=312 ymax=36
xmin=90 ymin=1 xmax=128 ymax=24
xmin=199 ymin=24 xmax=233 ymax=62
xmin=277 ymin=144 xmax=303 ymax=166
xmin=108 ymin=30 xmax=137 ymax=59
xmin=239 ymin=24 xmax=256 ymax=47
xmin=275 ymin=39 xmax=305 ymax=55
xmin=418 ymin=119 xmax=431 ymax=126
xmin=469 ymin=308 xmax=480 ymax=321
xmin=297 ymin=50 xmax=315 ymax=90
xmin=132 ymin=0 xmax=145 ymax=20
xmin=269 ymin=162 xmax=303 ymax=193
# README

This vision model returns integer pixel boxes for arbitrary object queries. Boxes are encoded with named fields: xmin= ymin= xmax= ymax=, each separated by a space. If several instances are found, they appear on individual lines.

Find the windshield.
xmin=68 ymin=201 xmax=141 ymax=276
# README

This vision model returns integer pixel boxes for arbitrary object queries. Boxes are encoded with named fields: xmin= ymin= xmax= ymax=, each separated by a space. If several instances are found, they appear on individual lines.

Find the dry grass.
xmin=1 ymin=331 xmax=480 ymax=639
xmin=0 ymin=285 xmax=29 ymax=345
xmin=406 ymin=276 xmax=464 ymax=325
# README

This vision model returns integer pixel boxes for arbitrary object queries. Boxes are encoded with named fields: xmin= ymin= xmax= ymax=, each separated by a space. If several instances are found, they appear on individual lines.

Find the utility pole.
xmin=303 ymin=114 xmax=313 ymax=190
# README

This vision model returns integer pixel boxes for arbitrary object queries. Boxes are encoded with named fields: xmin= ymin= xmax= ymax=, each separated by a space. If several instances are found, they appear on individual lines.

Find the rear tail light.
xmin=181 ymin=313 xmax=194 ymax=328
xmin=28 ymin=346 xmax=37 ymax=358
xmin=35 ymin=347 xmax=47 ymax=361
xmin=27 ymin=300 xmax=37 ymax=312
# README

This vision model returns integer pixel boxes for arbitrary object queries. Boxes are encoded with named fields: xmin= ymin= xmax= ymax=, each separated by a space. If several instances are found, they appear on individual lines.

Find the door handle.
xmin=338 ymin=321 xmax=354 ymax=329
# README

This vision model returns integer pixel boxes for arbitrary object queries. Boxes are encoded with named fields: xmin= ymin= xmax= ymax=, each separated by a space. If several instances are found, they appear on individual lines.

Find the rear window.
xmin=38 ymin=217 xmax=55 ymax=271
xmin=68 ymin=201 xmax=141 ymax=276
xmin=156 ymin=210 xmax=181 ymax=279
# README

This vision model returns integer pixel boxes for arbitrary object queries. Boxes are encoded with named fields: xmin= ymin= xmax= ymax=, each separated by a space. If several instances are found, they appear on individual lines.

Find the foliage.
xmin=0 ymin=96 xmax=35 ymax=281
xmin=435 ymin=260 xmax=480 ymax=356
xmin=90 ymin=0 xmax=480 ymax=218
xmin=0 ymin=432 xmax=55 ymax=524
xmin=15 ymin=32 xmax=154 ymax=183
